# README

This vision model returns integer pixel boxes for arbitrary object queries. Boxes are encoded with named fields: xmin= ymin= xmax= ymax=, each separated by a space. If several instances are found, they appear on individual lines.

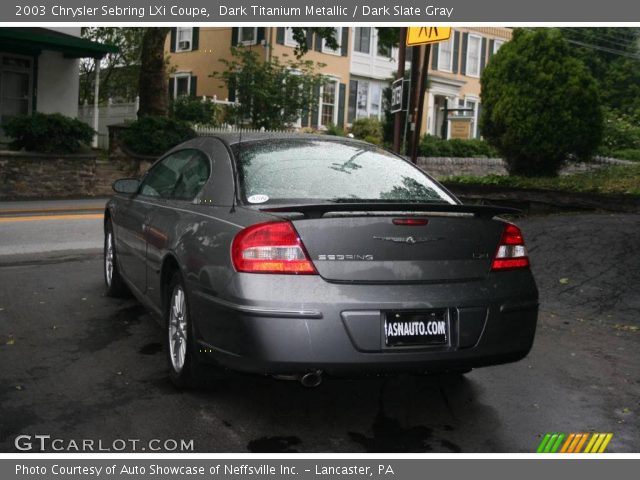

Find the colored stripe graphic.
xmin=537 ymin=433 xmax=613 ymax=453
xmin=536 ymin=433 xmax=552 ymax=453
xmin=574 ymin=433 xmax=590 ymax=453
xmin=559 ymin=433 xmax=576 ymax=453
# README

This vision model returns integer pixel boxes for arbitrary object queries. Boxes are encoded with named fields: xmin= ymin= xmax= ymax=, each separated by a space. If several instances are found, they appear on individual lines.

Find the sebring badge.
xmin=373 ymin=235 xmax=444 ymax=244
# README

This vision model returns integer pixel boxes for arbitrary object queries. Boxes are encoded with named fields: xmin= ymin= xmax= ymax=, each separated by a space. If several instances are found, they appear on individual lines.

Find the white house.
xmin=0 ymin=27 xmax=117 ymax=133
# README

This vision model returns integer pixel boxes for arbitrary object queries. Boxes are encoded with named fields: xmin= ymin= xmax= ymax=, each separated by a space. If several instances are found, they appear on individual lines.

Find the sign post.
xmin=392 ymin=27 xmax=408 ymax=154
xmin=404 ymin=27 xmax=452 ymax=163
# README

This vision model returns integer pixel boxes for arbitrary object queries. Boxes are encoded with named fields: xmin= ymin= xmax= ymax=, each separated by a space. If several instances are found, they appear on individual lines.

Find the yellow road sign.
xmin=406 ymin=27 xmax=452 ymax=46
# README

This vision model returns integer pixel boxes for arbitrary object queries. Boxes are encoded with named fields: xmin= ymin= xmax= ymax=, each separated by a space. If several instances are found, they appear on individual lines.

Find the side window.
xmin=139 ymin=150 xmax=192 ymax=198
xmin=173 ymin=151 xmax=211 ymax=200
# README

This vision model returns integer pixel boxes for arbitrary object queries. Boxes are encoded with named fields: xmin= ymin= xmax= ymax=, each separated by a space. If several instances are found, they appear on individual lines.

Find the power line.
xmin=566 ymin=39 xmax=640 ymax=60
xmin=559 ymin=29 xmax=640 ymax=52
xmin=522 ymin=27 xmax=640 ymax=60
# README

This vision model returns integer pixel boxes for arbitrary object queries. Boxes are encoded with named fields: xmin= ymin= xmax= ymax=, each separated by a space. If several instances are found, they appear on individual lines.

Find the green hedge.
xmin=122 ymin=116 xmax=196 ymax=156
xmin=418 ymin=135 xmax=499 ymax=158
xmin=170 ymin=96 xmax=219 ymax=125
xmin=350 ymin=118 xmax=383 ymax=145
xmin=2 ymin=113 xmax=94 ymax=154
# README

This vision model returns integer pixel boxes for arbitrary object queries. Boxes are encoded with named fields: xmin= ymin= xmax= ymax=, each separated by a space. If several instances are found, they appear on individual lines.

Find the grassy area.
xmin=442 ymin=164 xmax=640 ymax=197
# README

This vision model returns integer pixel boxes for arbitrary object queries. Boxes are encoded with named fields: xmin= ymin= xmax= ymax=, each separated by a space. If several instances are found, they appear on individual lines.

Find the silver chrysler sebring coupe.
xmin=104 ymin=134 xmax=538 ymax=388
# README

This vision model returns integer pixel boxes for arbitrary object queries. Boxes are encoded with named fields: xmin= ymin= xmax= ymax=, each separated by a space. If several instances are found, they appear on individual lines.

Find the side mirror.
xmin=112 ymin=178 xmax=140 ymax=194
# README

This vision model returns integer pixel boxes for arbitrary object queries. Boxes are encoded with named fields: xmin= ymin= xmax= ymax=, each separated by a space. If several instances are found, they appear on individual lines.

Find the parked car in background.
xmin=104 ymin=134 xmax=538 ymax=388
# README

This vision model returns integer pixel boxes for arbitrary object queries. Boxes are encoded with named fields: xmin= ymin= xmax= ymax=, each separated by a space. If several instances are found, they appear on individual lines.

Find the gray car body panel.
xmin=106 ymin=134 xmax=538 ymax=376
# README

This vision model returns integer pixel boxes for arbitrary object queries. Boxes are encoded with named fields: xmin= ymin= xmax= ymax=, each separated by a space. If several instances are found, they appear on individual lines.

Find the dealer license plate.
xmin=384 ymin=310 xmax=448 ymax=346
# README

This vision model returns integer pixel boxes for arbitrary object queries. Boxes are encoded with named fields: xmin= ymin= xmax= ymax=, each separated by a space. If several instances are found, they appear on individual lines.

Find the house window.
xmin=284 ymin=27 xmax=297 ymax=47
xmin=369 ymin=83 xmax=382 ymax=118
xmin=466 ymin=34 xmax=482 ymax=77
xmin=0 ymin=54 xmax=32 ymax=126
xmin=466 ymin=99 xmax=479 ymax=138
xmin=438 ymin=37 xmax=454 ymax=72
xmin=320 ymin=80 xmax=338 ymax=127
xmin=239 ymin=27 xmax=258 ymax=46
xmin=354 ymin=27 xmax=371 ymax=54
xmin=172 ymin=74 xmax=192 ymax=98
xmin=322 ymin=28 xmax=341 ymax=55
xmin=348 ymin=79 xmax=385 ymax=122
xmin=493 ymin=39 xmax=504 ymax=54
xmin=356 ymin=81 xmax=369 ymax=118
xmin=176 ymin=28 xmax=193 ymax=52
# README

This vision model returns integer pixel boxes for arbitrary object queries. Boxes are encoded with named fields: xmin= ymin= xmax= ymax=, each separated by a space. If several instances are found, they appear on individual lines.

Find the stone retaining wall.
xmin=0 ymin=151 xmax=99 ymax=200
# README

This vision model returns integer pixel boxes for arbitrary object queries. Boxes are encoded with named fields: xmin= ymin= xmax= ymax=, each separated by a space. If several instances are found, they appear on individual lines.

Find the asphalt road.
xmin=0 ymin=199 xmax=105 ymax=258
xmin=0 ymin=202 xmax=638 ymax=453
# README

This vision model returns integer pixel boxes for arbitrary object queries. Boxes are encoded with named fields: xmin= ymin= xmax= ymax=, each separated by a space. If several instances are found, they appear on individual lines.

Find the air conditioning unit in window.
xmin=178 ymin=41 xmax=191 ymax=50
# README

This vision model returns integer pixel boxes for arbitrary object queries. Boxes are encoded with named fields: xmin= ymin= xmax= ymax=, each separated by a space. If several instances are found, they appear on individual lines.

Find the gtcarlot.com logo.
xmin=14 ymin=435 xmax=194 ymax=452
xmin=537 ymin=432 xmax=613 ymax=453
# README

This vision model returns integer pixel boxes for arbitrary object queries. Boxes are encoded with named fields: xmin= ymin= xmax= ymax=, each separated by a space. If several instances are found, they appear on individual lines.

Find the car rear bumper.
xmin=188 ymin=270 xmax=538 ymax=375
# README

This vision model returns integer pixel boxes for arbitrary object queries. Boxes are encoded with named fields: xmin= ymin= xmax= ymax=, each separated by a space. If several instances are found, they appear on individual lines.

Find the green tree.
xmin=79 ymin=28 xmax=144 ymax=104
xmin=480 ymin=28 xmax=603 ymax=176
xmin=212 ymin=48 xmax=327 ymax=129
xmin=600 ymin=57 xmax=640 ymax=115
xmin=559 ymin=28 xmax=640 ymax=115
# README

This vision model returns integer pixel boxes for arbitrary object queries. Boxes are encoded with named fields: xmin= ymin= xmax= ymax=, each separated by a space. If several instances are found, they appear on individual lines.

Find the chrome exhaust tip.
xmin=299 ymin=370 xmax=323 ymax=388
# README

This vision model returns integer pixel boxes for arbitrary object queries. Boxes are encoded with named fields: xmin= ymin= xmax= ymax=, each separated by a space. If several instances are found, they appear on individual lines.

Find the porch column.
xmin=92 ymin=59 xmax=100 ymax=148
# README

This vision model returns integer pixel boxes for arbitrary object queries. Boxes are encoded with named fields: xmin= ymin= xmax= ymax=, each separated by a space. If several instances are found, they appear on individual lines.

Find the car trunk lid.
xmin=261 ymin=204 xmax=514 ymax=283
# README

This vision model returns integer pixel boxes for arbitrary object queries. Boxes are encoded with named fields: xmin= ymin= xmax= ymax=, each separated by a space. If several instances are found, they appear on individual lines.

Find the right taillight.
xmin=231 ymin=221 xmax=317 ymax=274
xmin=491 ymin=223 xmax=530 ymax=271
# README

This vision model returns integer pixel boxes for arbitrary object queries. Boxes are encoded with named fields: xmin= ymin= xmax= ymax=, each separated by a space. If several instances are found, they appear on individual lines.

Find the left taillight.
xmin=231 ymin=221 xmax=317 ymax=274
xmin=491 ymin=223 xmax=530 ymax=271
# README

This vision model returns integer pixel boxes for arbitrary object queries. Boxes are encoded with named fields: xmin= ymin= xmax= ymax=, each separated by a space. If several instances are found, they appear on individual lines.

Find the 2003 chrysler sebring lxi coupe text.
xmin=104 ymin=134 xmax=538 ymax=388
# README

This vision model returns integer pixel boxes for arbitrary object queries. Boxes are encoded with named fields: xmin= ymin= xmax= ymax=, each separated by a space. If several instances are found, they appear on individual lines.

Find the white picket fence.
xmin=78 ymin=95 xmax=244 ymax=149
xmin=78 ymin=98 xmax=139 ymax=149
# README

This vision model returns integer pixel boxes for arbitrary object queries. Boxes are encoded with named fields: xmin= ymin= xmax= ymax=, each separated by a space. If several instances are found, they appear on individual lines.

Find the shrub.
xmin=324 ymin=123 xmax=345 ymax=137
xmin=600 ymin=109 xmax=640 ymax=152
xmin=351 ymin=117 xmax=383 ymax=145
xmin=363 ymin=135 xmax=383 ymax=146
xmin=170 ymin=96 xmax=219 ymax=125
xmin=122 ymin=116 xmax=196 ymax=156
xmin=2 ymin=113 xmax=94 ymax=154
xmin=419 ymin=135 xmax=453 ymax=156
xmin=481 ymin=29 xmax=602 ymax=176
xmin=418 ymin=135 xmax=498 ymax=157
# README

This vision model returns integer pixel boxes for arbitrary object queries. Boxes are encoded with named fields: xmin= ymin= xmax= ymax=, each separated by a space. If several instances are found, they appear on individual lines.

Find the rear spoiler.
xmin=260 ymin=203 xmax=521 ymax=218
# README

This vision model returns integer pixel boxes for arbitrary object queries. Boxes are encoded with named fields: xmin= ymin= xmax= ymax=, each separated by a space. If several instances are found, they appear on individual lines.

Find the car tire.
xmin=104 ymin=220 xmax=129 ymax=297
xmin=165 ymin=271 xmax=203 ymax=389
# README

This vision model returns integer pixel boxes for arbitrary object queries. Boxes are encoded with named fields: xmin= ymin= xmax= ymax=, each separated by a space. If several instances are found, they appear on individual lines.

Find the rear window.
xmin=233 ymin=139 xmax=455 ymax=205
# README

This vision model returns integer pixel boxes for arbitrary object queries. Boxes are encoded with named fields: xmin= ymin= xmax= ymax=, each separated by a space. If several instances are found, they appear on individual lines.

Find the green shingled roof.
xmin=0 ymin=28 xmax=118 ymax=58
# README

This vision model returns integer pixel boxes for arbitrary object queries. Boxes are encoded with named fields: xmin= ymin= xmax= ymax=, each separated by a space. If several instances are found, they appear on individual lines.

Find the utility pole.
xmin=407 ymin=44 xmax=422 ymax=163
xmin=413 ymin=44 xmax=431 ymax=163
xmin=392 ymin=27 xmax=407 ymax=154
xmin=403 ymin=26 xmax=451 ymax=161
